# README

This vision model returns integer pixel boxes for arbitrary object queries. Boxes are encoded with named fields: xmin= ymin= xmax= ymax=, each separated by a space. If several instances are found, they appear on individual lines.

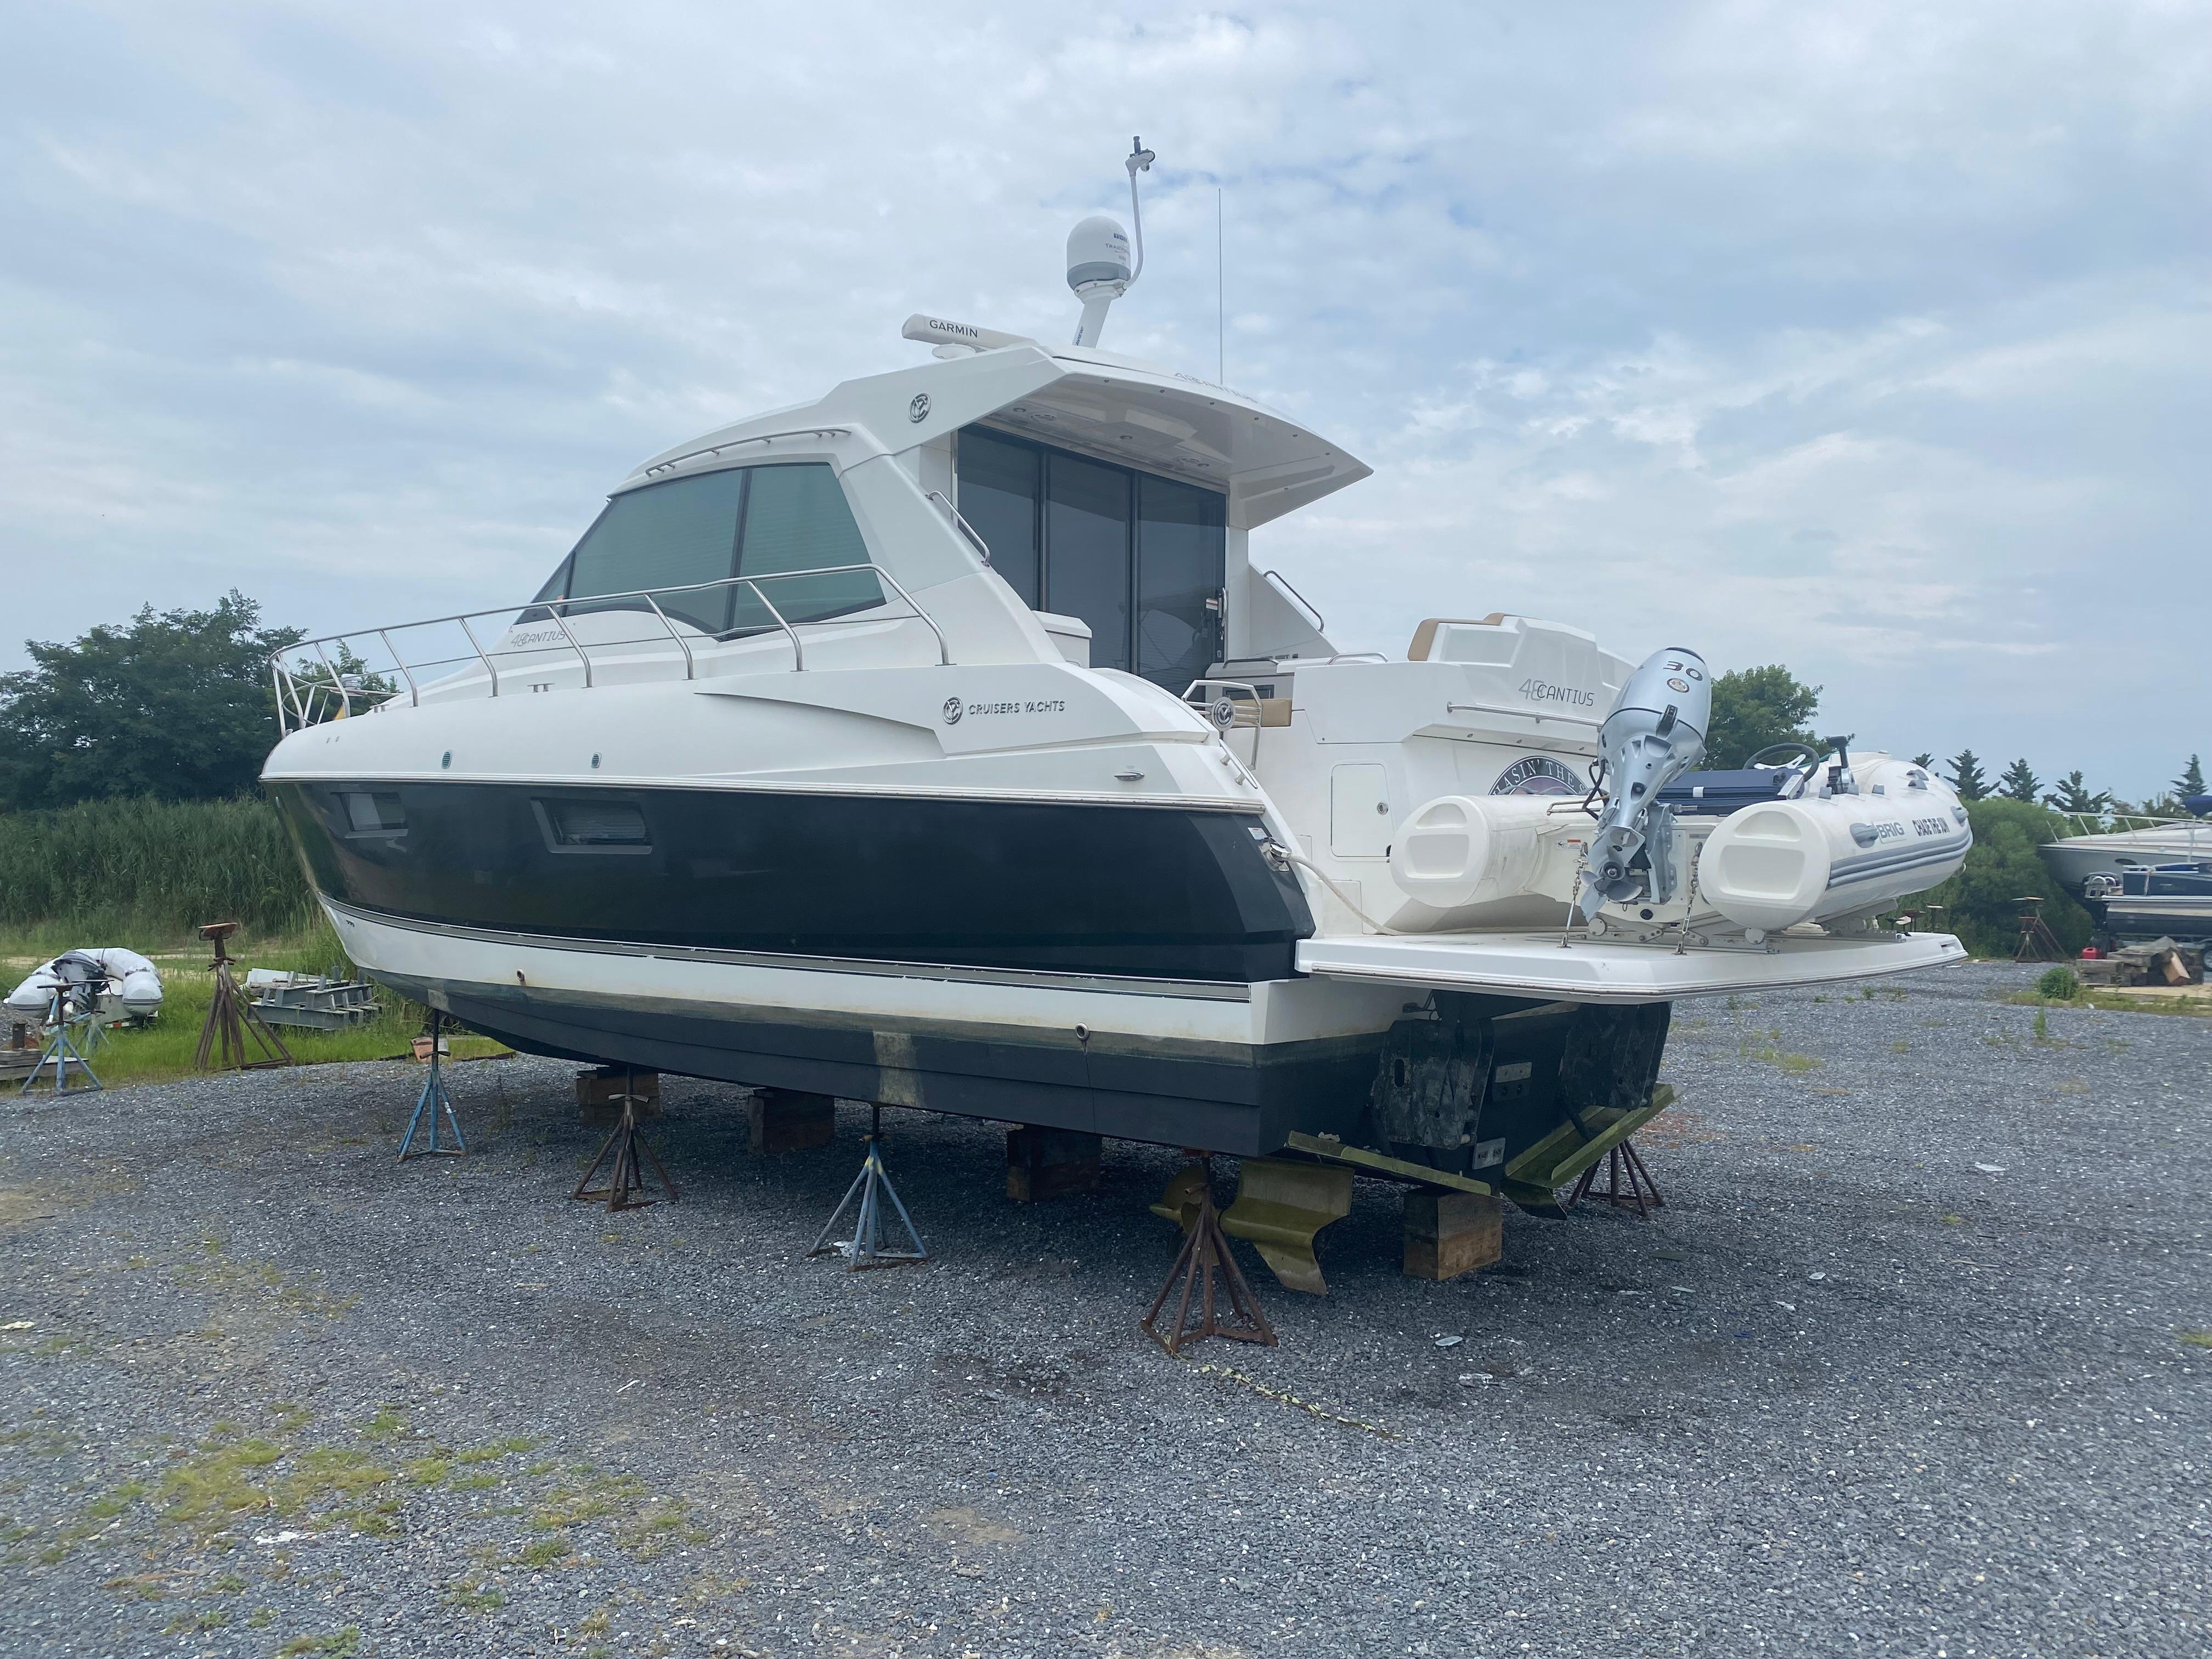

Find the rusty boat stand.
xmin=398 ymin=1009 xmax=468 ymax=1161
xmin=809 ymin=1104 xmax=927 ymax=1269
xmin=571 ymin=1065 xmax=679 ymax=1211
xmin=1566 ymin=1138 xmax=1665 ymax=1218
xmin=193 ymin=922 xmax=294 ymax=1073
xmin=1142 ymin=1156 xmax=1277 ymax=1356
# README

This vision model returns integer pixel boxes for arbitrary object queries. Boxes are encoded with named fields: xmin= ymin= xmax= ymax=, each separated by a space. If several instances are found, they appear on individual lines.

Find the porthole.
xmin=591 ymin=754 xmax=601 ymax=770
xmin=439 ymin=751 xmax=452 ymax=769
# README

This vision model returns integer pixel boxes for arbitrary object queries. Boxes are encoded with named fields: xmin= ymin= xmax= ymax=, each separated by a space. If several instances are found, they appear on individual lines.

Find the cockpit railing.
xmin=269 ymin=561 xmax=949 ymax=732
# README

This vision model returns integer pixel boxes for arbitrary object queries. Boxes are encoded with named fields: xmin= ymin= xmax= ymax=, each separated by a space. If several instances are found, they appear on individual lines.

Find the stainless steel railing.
xmin=269 ymin=562 xmax=950 ymax=732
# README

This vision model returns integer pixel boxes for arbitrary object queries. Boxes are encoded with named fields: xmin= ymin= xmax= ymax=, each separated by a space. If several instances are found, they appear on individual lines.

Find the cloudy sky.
xmin=5 ymin=1 xmax=2207 ymax=798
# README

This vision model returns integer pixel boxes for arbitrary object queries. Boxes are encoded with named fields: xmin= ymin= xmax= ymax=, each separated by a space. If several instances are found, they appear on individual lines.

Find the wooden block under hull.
xmin=1006 ymin=1126 xmax=1103 ymax=1202
xmin=1403 ymin=1190 xmax=1504 ymax=1280
xmin=749 ymin=1088 xmax=835 ymax=1154
xmin=578 ymin=1067 xmax=661 ymax=1127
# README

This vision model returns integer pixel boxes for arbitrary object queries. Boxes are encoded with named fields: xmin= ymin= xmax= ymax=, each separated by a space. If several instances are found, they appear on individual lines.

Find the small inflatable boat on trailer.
xmin=260 ymin=146 xmax=1968 ymax=1199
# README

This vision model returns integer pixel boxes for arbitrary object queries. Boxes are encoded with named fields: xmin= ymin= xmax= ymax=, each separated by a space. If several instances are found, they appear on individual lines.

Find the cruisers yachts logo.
xmin=909 ymin=393 xmax=931 ymax=423
xmin=941 ymin=696 xmax=963 ymax=724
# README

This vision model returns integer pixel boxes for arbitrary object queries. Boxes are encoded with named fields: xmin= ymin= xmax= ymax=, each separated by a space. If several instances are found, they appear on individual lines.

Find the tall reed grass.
xmin=0 ymin=795 xmax=315 ymax=945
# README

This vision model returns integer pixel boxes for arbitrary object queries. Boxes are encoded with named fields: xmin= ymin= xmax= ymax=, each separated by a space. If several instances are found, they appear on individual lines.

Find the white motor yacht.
xmin=262 ymin=149 xmax=1970 ymax=1192
xmin=2039 ymin=810 xmax=2212 ymax=895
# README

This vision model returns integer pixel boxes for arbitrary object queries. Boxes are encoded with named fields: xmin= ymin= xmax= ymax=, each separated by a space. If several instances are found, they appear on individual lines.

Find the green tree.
xmin=1945 ymin=749 xmax=1989 ymax=802
xmin=2041 ymin=770 xmax=2112 ymax=815
xmin=2176 ymin=754 xmax=2207 ymax=798
xmin=1911 ymin=753 xmax=1936 ymax=770
xmin=1912 ymin=798 xmax=2091 ymax=957
xmin=1703 ymin=665 xmax=1821 ymax=769
xmin=0 ymin=592 xmax=302 ymax=811
xmin=1996 ymin=757 xmax=2041 ymax=803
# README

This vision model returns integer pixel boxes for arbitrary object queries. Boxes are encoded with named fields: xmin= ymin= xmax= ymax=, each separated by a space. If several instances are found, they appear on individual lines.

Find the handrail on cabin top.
xmin=268 ymin=561 xmax=950 ymax=732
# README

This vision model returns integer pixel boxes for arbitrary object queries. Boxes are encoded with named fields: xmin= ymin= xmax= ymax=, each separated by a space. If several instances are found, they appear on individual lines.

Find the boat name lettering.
xmin=1911 ymin=816 xmax=1951 ymax=837
xmin=1516 ymin=679 xmax=1595 ymax=708
xmin=509 ymin=628 xmax=565 ymax=647
xmin=1866 ymin=821 xmax=1906 ymax=842
xmin=961 ymin=699 xmax=1068 ymax=719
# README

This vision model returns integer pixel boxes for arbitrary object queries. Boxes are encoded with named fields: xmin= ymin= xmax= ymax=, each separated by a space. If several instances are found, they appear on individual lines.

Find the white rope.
xmin=1268 ymin=845 xmax=1413 ymax=936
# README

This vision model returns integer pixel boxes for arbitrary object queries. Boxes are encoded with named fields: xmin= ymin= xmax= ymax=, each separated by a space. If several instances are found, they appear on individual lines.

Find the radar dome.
xmin=1066 ymin=216 xmax=1133 ymax=295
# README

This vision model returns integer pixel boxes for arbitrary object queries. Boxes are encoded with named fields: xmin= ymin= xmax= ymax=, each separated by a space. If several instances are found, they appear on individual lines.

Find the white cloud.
xmin=0 ymin=0 xmax=2205 ymax=796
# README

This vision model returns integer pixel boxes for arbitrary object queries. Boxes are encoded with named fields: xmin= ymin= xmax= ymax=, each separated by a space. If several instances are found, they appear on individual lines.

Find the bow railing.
xmin=269 ymin=562 xmax=949 ymax=733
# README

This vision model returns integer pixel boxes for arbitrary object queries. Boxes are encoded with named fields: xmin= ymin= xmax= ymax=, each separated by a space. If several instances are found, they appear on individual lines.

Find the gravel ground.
xmin=3 ymin=961 xmax=2208 ymax=1659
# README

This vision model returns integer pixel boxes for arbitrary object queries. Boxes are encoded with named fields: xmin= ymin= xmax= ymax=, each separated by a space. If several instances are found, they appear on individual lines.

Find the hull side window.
xmin=535 ymin=798 xmax=652 ymax=854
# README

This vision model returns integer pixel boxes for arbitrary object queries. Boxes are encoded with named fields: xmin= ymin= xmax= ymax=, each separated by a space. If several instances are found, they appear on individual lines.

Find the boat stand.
xmin=2013 ymin=896 xmax=2066 ymax=963
xmin=1566 ymin=1138 xmax=1664 ymax=1219
xmin=808 ymin=1104 xmax=926 ymax=1269
xmin=398 ymin=1011 xmax=467 ymax=1160
xmin=17 ymin=989 xmax=102 ymax=1096
xmin=193 ymin=923 xmax=294 ymax=1072
xmin=571 ymin=1066 xmax=677 ymax=1210
xmin=1142 ymin=1158 xmax=1276 ymax=1355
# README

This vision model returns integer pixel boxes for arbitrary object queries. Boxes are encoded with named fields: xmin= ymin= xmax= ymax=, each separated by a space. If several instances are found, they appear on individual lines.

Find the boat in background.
xmin=2039 ymin=798 xmax=2212 ymax=896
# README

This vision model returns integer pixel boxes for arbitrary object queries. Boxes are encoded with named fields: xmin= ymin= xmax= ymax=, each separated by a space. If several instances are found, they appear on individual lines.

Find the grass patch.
xmin=532 ymin=1471 xmax=648 ymax=1531
xmin=277 ymin=1628 xmax=361 ymax=1657
xmin=1739 ymin=1034 xmax=1824 ymax=1075
xmin=2180 ymin=1330 xmax=2212 ymax=1349
xmin=2004 ymin=989 xmax=2211 ymax=1019
xmin=444 ymin=1582 xmax=507 ymax=1613
xmin=617 ymin=1496 xmax=708 ymax=1560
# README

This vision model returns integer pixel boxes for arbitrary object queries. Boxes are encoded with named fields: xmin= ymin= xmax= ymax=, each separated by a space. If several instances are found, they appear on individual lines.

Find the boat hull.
xmin=324 ymin=900 xmax=1423 ymax=1154
xmin=271 ymin=779 xmax=1313 ymax=983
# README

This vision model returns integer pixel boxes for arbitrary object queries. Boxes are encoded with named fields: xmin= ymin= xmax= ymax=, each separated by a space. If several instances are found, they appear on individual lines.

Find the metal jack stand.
xmin=18 ymin=988 xmax=101 ymax=1096
xmin=1142 ymin=1158 xmax=1276 ymax=1355
xmin=1567 ymin=1139 xmax=1665 ymax=1219
xmin=398 ymin=1010 xmax=467 ymax=1160
xmin=193 ymin=923 xmax=294 ymax=1072
xmin=809 ymin=1104 xmax=926 ymax=1269
xmin=571 ymin=1066 xmax=677 ymax=1211
xmin=2013 ymin=896 xmax=2065 ymax=964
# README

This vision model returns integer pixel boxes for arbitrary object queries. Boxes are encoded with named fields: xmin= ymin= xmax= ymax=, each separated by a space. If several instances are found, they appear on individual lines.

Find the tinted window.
xmin=732 ymin=464 xmax=880 ymax=629
xmin=566 ymin=470 xmax=747 ymax=633
xmin=1045 ymin=453 xmax=1132 ymax=673
xmin=955 ymin=430 xmax=1041 ymax=607
xmin=957 ymin=427 xmax=1225 ymax=690
xmin=340 ymin=791 xmax=405 ymax=834
xmin=1136 ymin=473 xmax=1225 ymax=693
xmin=537 ymin=798 xmax=651 ymax=852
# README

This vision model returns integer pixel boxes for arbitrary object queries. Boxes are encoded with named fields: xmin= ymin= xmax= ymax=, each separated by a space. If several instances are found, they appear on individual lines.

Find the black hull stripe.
xmin=273 ymin=779 xmax=1315 ymax=983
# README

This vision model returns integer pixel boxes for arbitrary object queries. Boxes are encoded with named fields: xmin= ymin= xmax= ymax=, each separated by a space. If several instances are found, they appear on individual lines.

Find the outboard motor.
xmin=1578 ymin=648 xmax=1711 ymax=916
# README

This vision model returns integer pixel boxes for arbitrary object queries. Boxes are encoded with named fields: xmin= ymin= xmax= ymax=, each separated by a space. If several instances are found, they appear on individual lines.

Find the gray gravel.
xmin=3 ymin=961 xmax=2208 ymax=1658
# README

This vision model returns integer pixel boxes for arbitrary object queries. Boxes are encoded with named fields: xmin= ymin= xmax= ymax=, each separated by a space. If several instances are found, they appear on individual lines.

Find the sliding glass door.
xmin=955 ymin=427 xmax=1224 ymax=692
